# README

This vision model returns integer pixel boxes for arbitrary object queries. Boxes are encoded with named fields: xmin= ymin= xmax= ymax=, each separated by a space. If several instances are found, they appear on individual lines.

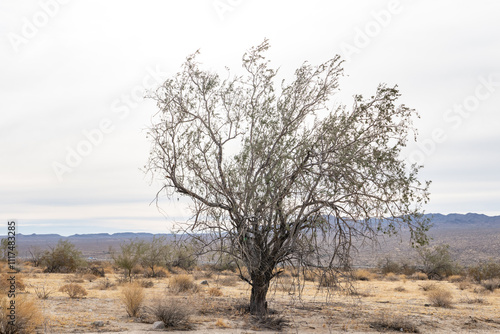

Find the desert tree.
xmin=140 ymin=236 xmax=168 ymax=277
xmin=111 ymin=239 xmax=147 ymax=282
xmin=41 ymin=240 xmax=83 ymax=273
xmin=147 ymin=40 xmax=430 ymax=315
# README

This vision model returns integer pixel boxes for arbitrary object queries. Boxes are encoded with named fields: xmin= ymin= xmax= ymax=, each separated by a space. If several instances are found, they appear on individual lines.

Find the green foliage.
xmin=418 ymin=244 xmax=459 ymax=279
xmin=467 ymin=259 xmax=500 ymax=283
xmin=140 ymin=236 xmax=168 ymax=277
xmin=112 ymin=239 xmax=147 ymax=281
xmin=41 ymin=240 xmax=84 ymax=273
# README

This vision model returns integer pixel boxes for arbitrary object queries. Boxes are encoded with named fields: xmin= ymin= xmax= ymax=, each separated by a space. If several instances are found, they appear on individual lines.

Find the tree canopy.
xmin=147 ymin=40 xmax=430 ymax=315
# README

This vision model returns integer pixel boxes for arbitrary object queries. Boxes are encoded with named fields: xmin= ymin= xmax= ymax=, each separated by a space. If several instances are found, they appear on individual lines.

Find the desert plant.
xmin=420 ymin=282 xmax=437 ymax=291
xmin=83 ymin=274 xmax=97 ymax=282
xmin=97 ymin=278 xmax=116 ymax=290
xmin=411 ymin=272 xmax=428 ymax=280
xmin=394 ymin=286 xmax=406 ymax=292
xmin=385 ymin=273 xmax=400 ymax=281
xmin=215 ymin=318 xmax=230 ymax=328
xmin=32 ymin=285 xmax=53 ymax=299
xmin=369 ymin=313 xmax=419 ymax=333
xmin=418 ymin=244 xmax=458 ymax=280
xmin=140 ymin=280 xmax=154 ymax=288
xmin=378 ymin=257 xmax=402 ymax=275
xmin=353 ymin=269 xmax=373 ymax=281
xmin=207 ymin=287 xmax=223 ymax=297
xmin=0 ymin=274 xmax=26 ymax=293
xmin=170 ymin=275 xmax=196 ymax=293
xmin=447 ymin=275 xmax=463 ymax=283
xmin=59 ymin=283 xmax=88 ymax=298
xmin=41 ymin=240 xmax=84 ymax=273
xmin=468 ymin=259 xmax=500 ymax=283
xmin=0 ymin=295 xmax=43 ymax=334
xmin=146 ymin=299 xmax=191 ymax=329
xmin=427 ymin=287 xmax=453 ymax=307
xmin=120 ymin=283 xmax=145 ymax=317
xmin=111 ymin=240 xmax=147 ymax=282
xmin=480 ymin=279 xmax=500 ymax=292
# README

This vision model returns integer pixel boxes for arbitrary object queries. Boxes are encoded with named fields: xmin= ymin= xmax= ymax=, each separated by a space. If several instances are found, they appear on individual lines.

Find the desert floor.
xmin=7 ymin=265 xmax=500 ymax=334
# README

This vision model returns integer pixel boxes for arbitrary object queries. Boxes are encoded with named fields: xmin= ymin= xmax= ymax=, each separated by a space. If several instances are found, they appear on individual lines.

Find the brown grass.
xmin=120 ymin=283 xmax=145 ymax=317
xmin=353 ymin=269 xmax=373 ymax=281
xmin=207 ymin=287 xmax=223 ymax=297
xmin=215 ymin=318 xmax=230 ymax=328
xmin=427 ymin=287 xmax=453 ymax=308
xmin=170 ymin=274 xmax=196 ymax=293
xmin=146 ymin=298 xmax=191 ymax=329
xmin=59 ymin=283 xmax=88 ymax=298
xmin=0 ymin=295 xmax=43 ymax=334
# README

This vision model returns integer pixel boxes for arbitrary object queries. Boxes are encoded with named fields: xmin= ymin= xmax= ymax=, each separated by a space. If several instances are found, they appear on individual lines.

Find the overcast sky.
xmin=1 ymin=0 xmax=499 ymax=235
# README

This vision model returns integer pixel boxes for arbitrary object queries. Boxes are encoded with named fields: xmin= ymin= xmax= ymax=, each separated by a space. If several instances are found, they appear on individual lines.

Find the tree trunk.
xmin=249 ymin=275 xmax=270 ymax=316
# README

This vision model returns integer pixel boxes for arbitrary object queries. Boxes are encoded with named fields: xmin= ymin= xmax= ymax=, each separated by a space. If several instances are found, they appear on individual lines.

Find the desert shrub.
xmin=41 ymin=240 xmax=84 ymax=273
xmin=112 ymin=240 xmax=147 ymax=282
xmin=420 ymin=282 xmax=437 ymax=291
xmin=418 ymin=244 xmax=459 ymax=280
xmin=215 ymin=318 xmax=230 ymax=328
xmin=447 ymin=275 xmax=463 ymax=283
xmin=461 ymin=296 xmax=486 ymax=304
xmin=394 ymin=286 xmax=406 ymax=292
xmin=32 ymin=285 xmax=53 ymax=299
xmin=140 ymin=280 xmax=154 ymax=288
xmin=0 ymin=295 xmax=43 ymax=334
xmin=353 ymin=269 xmax=372 ymax=281
xmin=83 ymin=274 xmax=97 ymax=282
xmin=411 ymin=272 xmax=428 ymax=280
xmin=303 ymin=270 xmax=316 ymax=282
xmin=65 ymin=275 xmax=84 ymax=283
xmin=468 ymin=259 xmax=500 ymax=283
xmin=378 ymin=257 xmax=401 ymax=275
xmin=369 ymin=313 xmax=419 ymax=333
xmin=384 ymin=273 xmax=400 ymax=281
xmin=59 ymin=283 xmax=88 ymax=298
xmin=0 ymin=274 xmax=26 ymax=293
xmin=170 ymin=275 xmax=196 ymax=293
xmin=217 ymin=275 xmax=238 ymax=287
xmin=88 ymin=266 xmax=105 ymax=277
xmin=144 ymin=268 xmax=168 ymax=278
xmin=146 ymin=299 xmax=191 ymax=329
xmin=427 ymin=287 xmax=453 ymax=307
xmin=120 ymin=283 xmax=145 ymax=317
xmin=480 ymin=279 xmax=500 ymax=292
xmin=97 ymin=278 xmax=116 ymax=290
xmin=248 ymin=315 xmax=288 ymax=331
xmin=207 ymin=287 xmax=223 ymax=297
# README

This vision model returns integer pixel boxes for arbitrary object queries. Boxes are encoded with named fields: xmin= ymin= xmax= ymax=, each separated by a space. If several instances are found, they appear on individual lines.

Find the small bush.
xmin=215 ymin=318 xmax=230 ymax=328
xmin=59 ymin=283 xmax=88 ymax=298
xmin=208 ymin=287 xmax=223 ymax=297
xmin=120 ymin=283 xmax=145 ymax=317
xmin=33 ymin=285 xmax=53 ymax=299
xmin=140 ymin=280 xmax=154 ymax=288
xmin=468 ymin=259 xmax=500 ymax=283
xmin=427 ymin=288 xmax=453 ymax=308
xmin=83 ymin=274 xmax=97 ymax=282
xmin=448 ymin=275 xmax=463 ymax=283
xmin=147 ymin=299 xmax=191 ymax=329
xmin=217 ymin=276 xmax=238 ymax=287
xmin=353 ymin=269 xmax=372 ymax=281
xmin=480 ymin=279 xmax=500 ymax=292
xmin=97 ymin=278 xmax=116 ymax=290
xmin=0 ymin=295 xmax=43 ymax=334
xmin=394 ymin=286 xmax=406 ymax=292
xmin=378 ymin=257 xmax=401 ymax=275
xmin=385 ymin=273 xmax=400 ymax=281
xmin=170 ymin=275 xmax=196 ymax=293
xmin=369 ymin=313 xmax=419 ymax=333
xmin=420 ymin=282 xmax=437 ymax=291
xmin=411 ymin=272 xmax=428 ymax=280
xmin=318 ymin=273 xmax=337 ymax=288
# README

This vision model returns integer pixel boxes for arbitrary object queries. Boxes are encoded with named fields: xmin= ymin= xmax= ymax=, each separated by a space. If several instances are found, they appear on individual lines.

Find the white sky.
xmin=1 ymin=0 xmax=499 ymax=235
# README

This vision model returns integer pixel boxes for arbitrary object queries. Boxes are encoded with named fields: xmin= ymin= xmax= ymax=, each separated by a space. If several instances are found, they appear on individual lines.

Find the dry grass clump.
xmin=32 ymin=284 xmax=53 ymax=299
xmin=411 ymin=272 xmax=428 ymax=280
xmin=384 ymin=273 xmax=400 ymax=281
xmin=216 ymin=275 xmax=238 ymax=287
xmin=0 ymin=274 xmax=26 ymax=292
xmin=369 ymin=313 xmax=419 ymax=333
xmin=146 ymin=299 xmax=191 ymax=329
xmin=394 ymin=286 xmax=406 ymax=292
xmin=96 ymin=278 xmax=116 ymax=290
xmin=140 ymin=280 xmax=154 ymax=288
xmin=215 ymin=318 xmax=230 ymax=328
xmin=59 ymin=283 xmax=88 ymax=298
xmin=420 ymin=282 xmax=437 ymax=291
xmin=207 ymin=287 xmax=223 ymax=297
xmin=447 ymin=275 xmax=463 ymax=283
xmin=170 ymin=274 xmax=196 ymax=293
xmin=120 ymin=283 xmax=145 ymax=317
xmin=318 ymin=274 xmax=337 ymax=288
xmin=248 ymin=315 xmax=288 ymax=331
xmin=0 ymin=295 xmax=43 ymax=334
xmin=427 ymin=287 xmax=453 ymax=308
xmin=480 ymin=279 xmax=500 ymax=292
xmin=353 ymin=269 xmax=373 ymax=281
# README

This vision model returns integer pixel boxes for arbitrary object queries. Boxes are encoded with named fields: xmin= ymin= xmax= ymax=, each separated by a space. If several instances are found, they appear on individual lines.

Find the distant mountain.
xmin=424 ymin=213 xmax=500 ymax=228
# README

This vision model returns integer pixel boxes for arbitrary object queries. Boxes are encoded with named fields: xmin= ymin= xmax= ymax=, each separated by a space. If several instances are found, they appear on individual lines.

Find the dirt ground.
xmin=6 ymin=266 xmax=500 ymax=333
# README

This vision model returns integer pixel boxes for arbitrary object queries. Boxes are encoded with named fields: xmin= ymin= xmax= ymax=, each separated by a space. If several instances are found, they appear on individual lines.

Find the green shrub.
xmin=41 ymin=240 xmax=84 ymax=273
xmin=468 ymin=260 xmax=500 ymax=283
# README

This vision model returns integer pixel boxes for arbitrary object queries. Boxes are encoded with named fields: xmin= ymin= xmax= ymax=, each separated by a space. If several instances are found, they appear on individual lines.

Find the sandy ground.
xmin=7 ymin=268 xmax=500 ymax=333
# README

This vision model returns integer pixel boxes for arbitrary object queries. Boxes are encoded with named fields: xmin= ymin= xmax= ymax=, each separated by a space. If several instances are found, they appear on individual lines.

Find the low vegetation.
xmin=120 ymin=283 xmax=145 ymax=317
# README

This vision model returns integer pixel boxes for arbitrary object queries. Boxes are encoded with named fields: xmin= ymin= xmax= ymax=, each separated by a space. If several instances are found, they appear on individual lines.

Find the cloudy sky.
xmin=1 ymin=0 xmax=499 ymax=235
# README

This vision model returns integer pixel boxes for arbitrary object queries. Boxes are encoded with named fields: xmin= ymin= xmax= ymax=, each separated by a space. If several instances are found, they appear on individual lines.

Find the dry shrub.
xmin=369 ymin=313 xmax=419 ymax=333
xmin=248 ymin=315 xmax=288 ymax=331
xmin=448 ymin=275 xmax=463 ymax=283
xmin=170 ymin=275 xmax=196 ymax=293
xmin=420 ymin=282 xmax=437 ymax=291
xmin=303 ymin=270 xmax=316 ymax=282
xmin=457 ymin=280 xmax=471 ymax=290
xmin=0 ymin=274 xmax=26 ymax=293
xmin=461 ymin=296 xmax=486 ymax=304
xmin=217 ymin=275 xmax=238 ymax=287
xmin=481 ymin=279 xmax=500 ymax=292
xmin=120 ymin=283 xmax=145 ymax=317
xmin=0 ymin=295 xmax=43 ymax=334
xmin=97 ymin=278 xmax=116 ymax=290
xmin=208 ymin=287 xmax=223 ymax=297
xmin=385 ymin=273 xmax=400 ymax=281
xmin=318 ymin=273 xmax=337 ymax=288
xmin=411 ymin=272 xmax=428 ymax=280
xmin=32 ymin=285 xmax=53 ymax=299
xmin=394 ymin=286 xmax=406 ymax=292
xmin=59 ymin=283 xmax=88 ymax=298
xmin=215 ymin=318 xmax=230 ymax=328
xmin=427 ymin=287 xmax=453 ymax=308
xmin=83 ymin=274 xmax=97 ymax=282
xmin=140 ymin=280 xmax=154 ymax=288
xmin=353 ymin=269 xmax=373 ymax=281
xmin=65 ymin=275 xmax=84 ymax=284
xmin=146 ymin=299 xmax=191 ymax=329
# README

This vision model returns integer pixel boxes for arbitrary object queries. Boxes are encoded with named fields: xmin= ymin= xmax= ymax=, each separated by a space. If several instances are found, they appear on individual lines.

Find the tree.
xmin=141 ymin=236 xmax=168 ymax=277
xmin=112 ymin=239 xmax=147 ymax=281
xmin=418 ymin=244 xmax=457 ymax=279
xmin=41 ymin=240 xmax=83 ymax=273
xmin=147 ymin=40 xmax=430 ymax=315
xmin=28 ymin=246 xmax=44 ymax=267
